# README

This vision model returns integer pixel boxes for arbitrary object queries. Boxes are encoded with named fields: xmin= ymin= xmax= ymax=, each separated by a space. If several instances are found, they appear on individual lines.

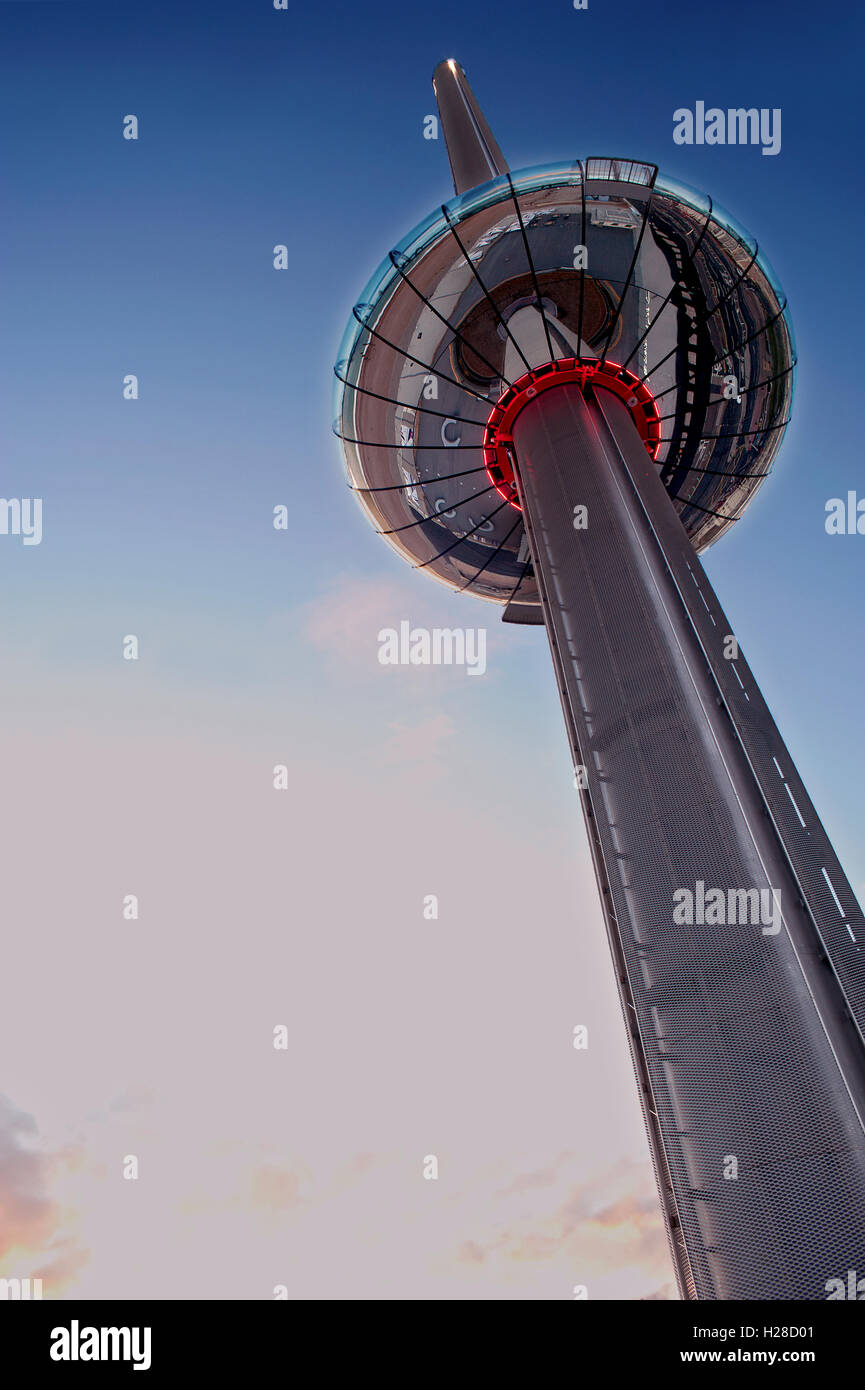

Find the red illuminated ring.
xmin=482 ymin=358 xmax=662 ymax=509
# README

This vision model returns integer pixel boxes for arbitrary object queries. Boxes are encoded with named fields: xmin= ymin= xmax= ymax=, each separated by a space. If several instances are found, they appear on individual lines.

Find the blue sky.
xmin=1 ymin=0 xmax=862 ymax=878
xmin=1 ymin=0 xmax=863 ymax=1299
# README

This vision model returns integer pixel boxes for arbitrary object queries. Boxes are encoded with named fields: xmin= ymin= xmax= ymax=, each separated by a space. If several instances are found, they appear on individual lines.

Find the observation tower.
xmin=333 ymin=60 xmax=865 ymax=1300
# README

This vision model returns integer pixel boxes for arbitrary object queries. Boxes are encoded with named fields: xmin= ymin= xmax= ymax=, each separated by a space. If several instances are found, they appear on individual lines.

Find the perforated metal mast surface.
xmin=512 ymin=383 xmax=865 ymax=1299
xmin=335 ymin=61 xmax=865 ymax=1298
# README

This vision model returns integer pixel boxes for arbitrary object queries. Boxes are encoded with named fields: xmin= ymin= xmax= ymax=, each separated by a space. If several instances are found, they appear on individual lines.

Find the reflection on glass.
xmin=335 ymin=158 xmax=796 ymax=597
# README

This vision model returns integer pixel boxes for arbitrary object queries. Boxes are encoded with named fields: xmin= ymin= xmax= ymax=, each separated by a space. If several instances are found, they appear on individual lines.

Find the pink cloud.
xmin=0 ymin=1097 xmax=86 ymax=1295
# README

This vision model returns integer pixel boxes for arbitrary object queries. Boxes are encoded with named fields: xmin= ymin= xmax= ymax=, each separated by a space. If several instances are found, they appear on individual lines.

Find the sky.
xmin=0 ymin=0 xmax=863 ymax=1300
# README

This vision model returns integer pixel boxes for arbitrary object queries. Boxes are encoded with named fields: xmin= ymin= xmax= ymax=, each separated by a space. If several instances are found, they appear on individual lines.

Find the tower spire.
xmin=432 ymin=59 xmax=509 ymax=194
